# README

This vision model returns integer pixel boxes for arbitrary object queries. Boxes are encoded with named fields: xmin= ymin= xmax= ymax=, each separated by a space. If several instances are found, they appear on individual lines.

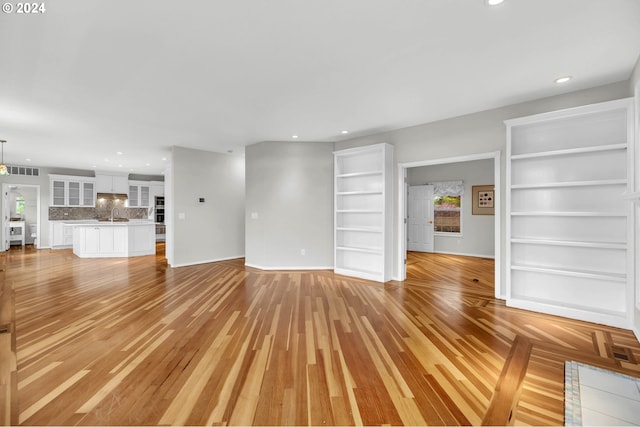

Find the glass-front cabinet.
xmin=49 ymin=174 xmax=96 ymax=207
xmin=128 ymin=181 xmax=151 ymax=207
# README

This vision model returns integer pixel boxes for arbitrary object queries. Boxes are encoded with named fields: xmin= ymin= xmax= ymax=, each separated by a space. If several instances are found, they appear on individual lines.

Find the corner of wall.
xmin=630 ymin=54 xmax=640 ymax=94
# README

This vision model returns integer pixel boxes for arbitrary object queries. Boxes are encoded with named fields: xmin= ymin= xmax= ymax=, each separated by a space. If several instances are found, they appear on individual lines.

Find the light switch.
xmin=251 ymin=212 xmax=259 ymax=219
xmin=178 ymin=212 xmax=185 ymax=220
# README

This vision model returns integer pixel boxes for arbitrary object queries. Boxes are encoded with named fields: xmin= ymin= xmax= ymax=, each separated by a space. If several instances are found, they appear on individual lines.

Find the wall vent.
xmin=7 ymin=165 xmax=40 ymax=176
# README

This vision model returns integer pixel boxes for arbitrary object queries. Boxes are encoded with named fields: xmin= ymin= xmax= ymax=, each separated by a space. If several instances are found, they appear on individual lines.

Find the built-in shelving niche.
xmin=334 ymin=143 xmax=393 ymax=282
xmin=505 ymin=98 xmax=634 ymax=329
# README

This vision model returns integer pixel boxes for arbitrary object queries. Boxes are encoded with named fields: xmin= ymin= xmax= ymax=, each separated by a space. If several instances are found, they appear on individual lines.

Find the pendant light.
xmin=0 ymin=140 xmax=9 ymax=176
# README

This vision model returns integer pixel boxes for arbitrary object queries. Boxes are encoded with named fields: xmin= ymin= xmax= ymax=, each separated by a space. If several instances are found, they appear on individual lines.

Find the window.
xmin=434 ymin=195 xmax=461 ymax=233
xmin=432 ymin=180 xmax=463 ymax=235
xmin=16 ymin=196 xmax=25 ymax=217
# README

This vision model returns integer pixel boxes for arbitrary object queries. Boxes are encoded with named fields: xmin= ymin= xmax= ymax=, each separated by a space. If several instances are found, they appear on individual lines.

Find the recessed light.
xmin=145 ymin=163 xmax=151 ymax=167
xmin=118 ymin=164 xmax=123 ymax=168
xmin=116 ymin=151 xmax=123 ymax=155
xmin=486 ymin=0 xmax=504 ymax=5
xmin=25 ymin=158 xmax=31 ymax=162
xmin=161 ymin=157 xmax=167 ymax=161
xmin=292 ymin=135 xmax=299 ymax=139
xmin=554 ymin=76 xmax=572 ymax=84
xmin=341 ymin=130 xmax=349 ymax=134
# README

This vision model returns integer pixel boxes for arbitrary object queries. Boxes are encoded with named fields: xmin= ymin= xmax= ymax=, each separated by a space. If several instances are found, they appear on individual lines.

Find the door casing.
xmin=398 ymin=151 xmax=501 ymax=299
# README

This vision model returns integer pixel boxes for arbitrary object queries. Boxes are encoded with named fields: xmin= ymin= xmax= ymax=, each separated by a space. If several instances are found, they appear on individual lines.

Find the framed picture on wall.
xmin=472 ymin=185 xmax=494 ymax=215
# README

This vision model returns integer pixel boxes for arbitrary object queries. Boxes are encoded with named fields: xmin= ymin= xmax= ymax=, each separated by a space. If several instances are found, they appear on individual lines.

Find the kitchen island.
xmin=67 ymin=220 xmax=156 ymax=258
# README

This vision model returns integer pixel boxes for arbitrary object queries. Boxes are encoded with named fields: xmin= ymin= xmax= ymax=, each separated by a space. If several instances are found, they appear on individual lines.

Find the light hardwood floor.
xmin=1 ymin=246 xmax=639 ymax=425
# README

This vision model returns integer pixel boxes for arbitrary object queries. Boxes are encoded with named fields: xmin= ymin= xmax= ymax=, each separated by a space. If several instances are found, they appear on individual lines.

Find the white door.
xmin=408 ymin=185 xmax=434 ymax=252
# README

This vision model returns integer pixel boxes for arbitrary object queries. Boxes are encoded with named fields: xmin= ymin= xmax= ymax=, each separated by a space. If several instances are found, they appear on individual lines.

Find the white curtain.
xmin=432 ymin=180 xmax=464 ymax=197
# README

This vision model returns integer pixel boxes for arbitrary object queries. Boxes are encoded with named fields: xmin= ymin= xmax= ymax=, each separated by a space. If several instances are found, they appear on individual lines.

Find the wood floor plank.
xmin=482 ymin=335 xmax=532 ymax=426
xmin=0 ymin=246 xmax=639 ymax=425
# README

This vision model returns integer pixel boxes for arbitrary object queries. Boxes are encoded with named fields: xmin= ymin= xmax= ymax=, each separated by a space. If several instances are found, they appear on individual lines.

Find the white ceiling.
xmin=1 ymin=0 xmax=639 ymax=175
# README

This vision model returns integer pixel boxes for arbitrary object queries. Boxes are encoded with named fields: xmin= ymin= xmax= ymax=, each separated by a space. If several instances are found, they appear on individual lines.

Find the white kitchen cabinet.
xmin=74 ymin=225 xmax=127 ymax=256
xmin=50 ymin=175 xmax=96 ymax=207
xmin=71 ymin=222 xmax=155 ymax=258
xmin=68 ymin=181 xmax=81 ymax=206
xmin=128 ymin=181 xmax=151 ymax=207
xmin=51 ymin=221 xmax=64 ymax=247
xmin=334 ymin=143 xmax=393 ymax=282
xmin=95 ymin=173 xmax=129 ymax=194
xmin=82 ymin=182 xmax=95 ymax=205
xmin=52 ymin=179 xmax=65 ymax=206
xmin=81 ymin=227 xmax=100 ymax=254
xmin=50 ymin=221 xmax=75 ymax=248
xmin=129 ymin=224 xmax=155 ymax=256
xmin=151 ymin=181 xmax=164 ymax=197
xmin=505 ymin=98 xmax=633 ymax=329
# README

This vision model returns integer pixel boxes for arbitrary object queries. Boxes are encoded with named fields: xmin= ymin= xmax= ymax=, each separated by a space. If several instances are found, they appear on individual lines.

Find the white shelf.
xmin=511 ymin=238 xmax=626 ymax=250
xmin=336 ymin=190 xmax=383 ymax=196
xmin=336 ymin=171 xmax=382 ymax=178
xmin=506 ymin=97 xmax=633 ymax=328
xmin=510 ymin=143 xmax=627 ymax=160
xmin=336 ymin=209 xmax=383 ymax=214
xmin=336 ymin=227 xmax=383 ymax=233
xmin=511 ymin=265 xmax=626 ymax=282
xmin=334 ymin=143 xmax=393 ymax=283
xmin=510 ymin=211 xmax=626 ymax=217
xmin=510 ymin=179 xmax=626 ymax=190
xmin=336 ymin=246 xmax=383 ymax=254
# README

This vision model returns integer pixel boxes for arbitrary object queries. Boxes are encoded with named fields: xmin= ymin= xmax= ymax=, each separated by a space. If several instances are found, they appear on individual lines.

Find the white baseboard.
xmin=432 ymin=250 xmax=495 ymax=259
xmin=170 ymin=255 xmax=245 ymax=268
xmin=245 ymin=262 xmax=334 ymax=271
xmin=507 ymin=298 xmax=630 ymax=330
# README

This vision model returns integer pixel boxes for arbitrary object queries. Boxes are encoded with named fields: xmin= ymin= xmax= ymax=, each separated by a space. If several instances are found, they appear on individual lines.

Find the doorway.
xmin=398 ymin=151 xmax=502 ymax=299
xmin=2 ymin=183 xmax=41 ymax=251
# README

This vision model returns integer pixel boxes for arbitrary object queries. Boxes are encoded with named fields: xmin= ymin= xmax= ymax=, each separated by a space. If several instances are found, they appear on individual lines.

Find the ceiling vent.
xmin=7 ymin=165 xmax=40 ymax=176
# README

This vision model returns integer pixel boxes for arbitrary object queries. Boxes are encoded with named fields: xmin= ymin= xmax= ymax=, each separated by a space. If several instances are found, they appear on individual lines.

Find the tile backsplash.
xmin=49 ymin=200 xmax=149 ymax=221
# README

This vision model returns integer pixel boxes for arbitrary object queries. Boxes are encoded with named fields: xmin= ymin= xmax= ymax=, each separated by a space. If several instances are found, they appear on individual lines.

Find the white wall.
xmin=408 ymin=159 xmax=494 ymax=258
xmin=170 ymin=146 xmax=245 ymax=267
xmin=335 ymin=81 xmax=632 ymax=296
xmin=245 ymin=141 xmax=334 ymax=269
